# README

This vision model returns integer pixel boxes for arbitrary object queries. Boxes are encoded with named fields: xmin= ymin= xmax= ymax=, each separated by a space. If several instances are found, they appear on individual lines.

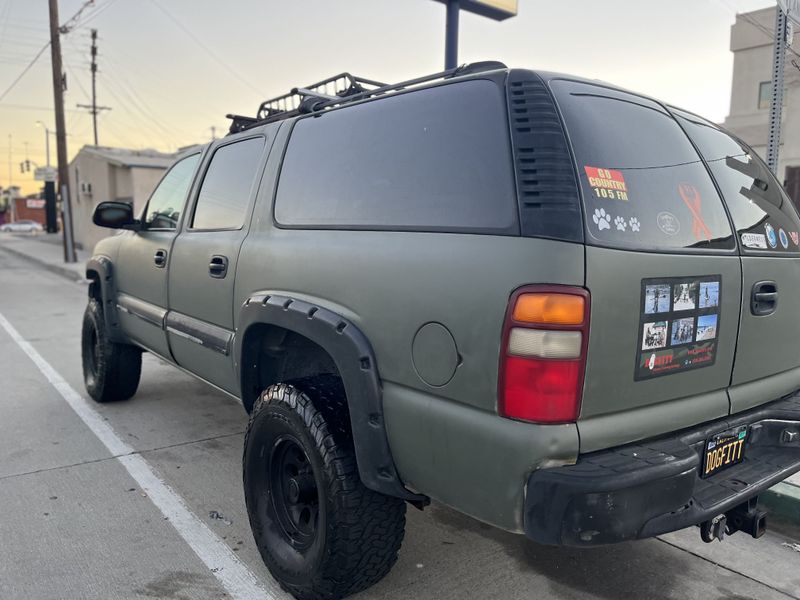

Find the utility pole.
xmin=76 ymin=29 xmax=111 ymax=146
xmin=7 ymin=133 xmax=15 ymax=222
xmin=210 ymin=125 xmax=217 ymax=141
xmin=48 ymin=0 xmax=77 ymax=263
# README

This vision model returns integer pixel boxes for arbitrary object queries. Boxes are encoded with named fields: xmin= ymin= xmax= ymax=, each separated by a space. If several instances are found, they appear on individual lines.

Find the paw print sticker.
xmin=593 ymin=208 xmax=611 ymax=231
xmin=629 ymin=217 xmax=641 ymax=232
xmin=614 ymin=216 xmax=627 ymax=231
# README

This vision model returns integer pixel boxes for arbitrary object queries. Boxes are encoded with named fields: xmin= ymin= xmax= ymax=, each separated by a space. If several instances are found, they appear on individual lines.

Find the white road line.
xmin=0 ymin=311 xmax=283 ymax=600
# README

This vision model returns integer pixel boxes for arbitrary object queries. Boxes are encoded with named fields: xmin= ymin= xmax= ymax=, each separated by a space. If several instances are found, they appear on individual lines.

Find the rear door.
xmin=550 ymin=80 xmax=741 ymax=451
xmin=167 ymin=134 xmax=269 ymax=395
xmin=675 ymin=111 xmax=800 ymax=413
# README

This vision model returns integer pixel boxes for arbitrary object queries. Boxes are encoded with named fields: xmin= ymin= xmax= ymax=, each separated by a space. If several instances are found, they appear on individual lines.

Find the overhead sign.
xmin=33 ymin=166 xmax=57 ymax=182
xmin=778 ymin=0 xmax=800 ymax=25
xmin=432 ymin=0 xmax=518 ymax=21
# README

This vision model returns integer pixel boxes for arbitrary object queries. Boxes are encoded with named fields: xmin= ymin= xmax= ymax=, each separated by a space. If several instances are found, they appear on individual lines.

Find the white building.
xmin=723 ymin=6 xmax=800 ymax=201
xmin=68 ymin=146 xmax=176 ymax=251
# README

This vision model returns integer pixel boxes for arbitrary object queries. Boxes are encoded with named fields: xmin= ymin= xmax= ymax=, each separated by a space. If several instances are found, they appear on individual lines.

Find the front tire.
xmin=81 ymin=298 xmax=142 ymax=402
xmin=243 ymin=379 xmax=406 ymax=600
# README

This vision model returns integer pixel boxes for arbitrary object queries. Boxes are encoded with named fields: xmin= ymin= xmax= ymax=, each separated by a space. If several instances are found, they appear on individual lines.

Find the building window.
xmin=759 ymin=81 xmax=772 ymax=110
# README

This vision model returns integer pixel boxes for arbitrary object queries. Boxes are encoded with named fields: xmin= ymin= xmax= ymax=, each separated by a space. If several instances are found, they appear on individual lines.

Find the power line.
xmin=146 ymin=0 xmax=265 ymax=97
xmin=0 ymin=0 xmax=109 ymax=104
xmin=0 ymin=42 xmax=51 ymax=102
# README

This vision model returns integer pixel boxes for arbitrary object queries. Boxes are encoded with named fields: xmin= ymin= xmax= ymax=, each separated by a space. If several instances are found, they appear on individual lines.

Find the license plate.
xmin=702 ymin=426 xmax=748 ymax=478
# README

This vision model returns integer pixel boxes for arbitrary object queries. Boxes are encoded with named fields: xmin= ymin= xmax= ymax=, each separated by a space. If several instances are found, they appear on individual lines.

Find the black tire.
xmin=243 ymin=377 xmax=406 ymax=600
xmin=81 ymin=298 xmax=142 ymax=402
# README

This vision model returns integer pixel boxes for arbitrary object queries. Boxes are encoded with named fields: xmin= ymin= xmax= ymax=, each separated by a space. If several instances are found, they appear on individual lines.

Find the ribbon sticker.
xmin=678 ymin=183 xmax=712 ymax=242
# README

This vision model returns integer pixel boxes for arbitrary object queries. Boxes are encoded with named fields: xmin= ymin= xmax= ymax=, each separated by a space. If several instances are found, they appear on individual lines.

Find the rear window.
xmin=674 ymin=110 xmax=800 ymax=255
xmin=274 ymin=80 xmax=517 ymax=233
xmin=551 ymin=80 xmax=735 ymax=252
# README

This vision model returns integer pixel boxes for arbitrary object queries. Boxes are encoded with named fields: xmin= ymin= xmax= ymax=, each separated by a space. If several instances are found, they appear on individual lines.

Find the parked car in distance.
xmin=0 ymin=219 xmax=44 ymax=233
xmin=82 ymin=62 xmax=800 ymax=600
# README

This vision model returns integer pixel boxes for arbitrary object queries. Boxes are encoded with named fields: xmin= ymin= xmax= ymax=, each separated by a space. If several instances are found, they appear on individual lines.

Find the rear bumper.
xmin=524 ymin=393 xmax=800 ymax=545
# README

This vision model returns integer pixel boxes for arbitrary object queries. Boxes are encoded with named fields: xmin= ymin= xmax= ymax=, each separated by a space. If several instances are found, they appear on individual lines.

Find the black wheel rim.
xmin=268 ymin=435 xmax=319 ymax=550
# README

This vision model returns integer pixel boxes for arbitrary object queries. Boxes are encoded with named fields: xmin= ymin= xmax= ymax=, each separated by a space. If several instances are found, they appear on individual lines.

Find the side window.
xmin=191 ymin=137 xmax=265 ymax=230
xmin=675 ymin=110 xmax=800 ymax=255
xmin=274 ymin=80 xmax=517 ymax=233
xmin=144 ymin=153 xmax=200 ymax=230
xmin=551 ymin=80 xmax=734 ymax=251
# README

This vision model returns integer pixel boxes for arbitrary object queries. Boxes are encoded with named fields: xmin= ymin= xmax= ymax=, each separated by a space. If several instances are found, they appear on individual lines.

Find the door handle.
xmin=154 ymin=249 xmax=167 ymax=268
xmin=751 ymin=281 xmax=778 ymax=316
xmin=209 ymin=255 xmax=229 ymax=279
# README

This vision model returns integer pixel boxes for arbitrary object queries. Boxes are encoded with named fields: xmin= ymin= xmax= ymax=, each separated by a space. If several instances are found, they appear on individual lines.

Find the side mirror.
xmin=92 ymin=201 xmax=140 ymax=230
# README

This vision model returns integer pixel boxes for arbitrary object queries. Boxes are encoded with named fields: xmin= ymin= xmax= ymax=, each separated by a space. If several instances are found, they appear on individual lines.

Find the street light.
xmin=432 ymin=0 xmax=518 ymax=69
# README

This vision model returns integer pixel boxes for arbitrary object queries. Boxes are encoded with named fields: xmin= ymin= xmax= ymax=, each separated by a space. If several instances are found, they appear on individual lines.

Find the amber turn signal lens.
xmin=512 ymin=293 xmax=585 ymax=326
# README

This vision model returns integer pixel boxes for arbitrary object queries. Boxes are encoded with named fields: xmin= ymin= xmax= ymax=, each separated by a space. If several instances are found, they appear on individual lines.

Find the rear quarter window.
xmin=274 ymin=79 xmax=518 ymax=234
xmin=674 ymin=109 xmax=800 ymax=255
xmin=550 ymin=80 xmax=735 ymax=252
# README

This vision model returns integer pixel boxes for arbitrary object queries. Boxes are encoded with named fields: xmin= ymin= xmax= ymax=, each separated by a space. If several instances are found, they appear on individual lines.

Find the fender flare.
xmin=235 ymin=293 xmax=428 ymax=504
xmin=85 ymin=255 xmax=127 ymax=343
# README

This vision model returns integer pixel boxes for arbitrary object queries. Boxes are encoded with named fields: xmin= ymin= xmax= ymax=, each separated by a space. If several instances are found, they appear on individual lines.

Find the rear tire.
xmin=243 ymin=378 xmax=406 ymax=600
xmin=81 ymin=298 xmax=141 ymax=402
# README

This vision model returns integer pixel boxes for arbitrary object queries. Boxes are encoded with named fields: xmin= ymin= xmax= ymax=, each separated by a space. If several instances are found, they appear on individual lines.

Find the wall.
xmin=69 ymin=152 xmax=168 ymax=252
xmin=70 ymin=152 xmax=114 ymax=252
xmin=723 ymin=6 xmax=800 ymax=190
xmin=13 ymin=198 xmax=46 ymax=224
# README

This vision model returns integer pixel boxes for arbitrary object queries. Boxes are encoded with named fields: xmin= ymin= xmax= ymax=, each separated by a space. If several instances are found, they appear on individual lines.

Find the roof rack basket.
xmin=227 ymin=73 xmax=386 ymax=134
xmin=226 ymin=61 xmax=507 ymax=134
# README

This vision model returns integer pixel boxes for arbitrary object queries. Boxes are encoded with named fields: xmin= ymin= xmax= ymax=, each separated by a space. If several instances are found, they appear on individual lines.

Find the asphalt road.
xmin=1 ymin=248 xmax=799 ymax=600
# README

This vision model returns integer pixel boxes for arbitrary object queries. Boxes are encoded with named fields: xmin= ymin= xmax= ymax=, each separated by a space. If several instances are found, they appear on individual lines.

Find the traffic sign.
xmin=34 ymin=166 xmax=57 ymax=182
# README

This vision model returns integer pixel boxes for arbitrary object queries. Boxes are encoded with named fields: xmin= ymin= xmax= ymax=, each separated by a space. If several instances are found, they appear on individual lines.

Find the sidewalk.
xmin=0 ymin=232 xmax=88 ymax=282
xmin=0 ymin=230 xmax=798 ymax=526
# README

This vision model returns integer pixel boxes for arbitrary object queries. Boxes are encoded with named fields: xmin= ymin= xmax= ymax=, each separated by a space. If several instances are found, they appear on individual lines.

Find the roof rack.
xmin=226 ymin=61 xmax=507 ymax=134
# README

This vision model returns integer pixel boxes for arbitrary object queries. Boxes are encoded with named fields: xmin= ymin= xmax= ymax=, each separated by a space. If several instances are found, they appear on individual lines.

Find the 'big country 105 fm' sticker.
xmin=584 ymin=166 xmax=629 ymax=201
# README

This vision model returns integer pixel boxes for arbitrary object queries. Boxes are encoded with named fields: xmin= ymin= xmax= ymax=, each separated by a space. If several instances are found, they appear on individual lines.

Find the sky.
xmin=0 ymin=0 xmax=779 ymax=195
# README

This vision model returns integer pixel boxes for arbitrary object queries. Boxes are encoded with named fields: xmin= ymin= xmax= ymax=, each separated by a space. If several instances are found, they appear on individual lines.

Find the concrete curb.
xmin=762 ymin=481 xmax=800 ymax=522
xmin=0 ymin=242 xmax=87 ymax=284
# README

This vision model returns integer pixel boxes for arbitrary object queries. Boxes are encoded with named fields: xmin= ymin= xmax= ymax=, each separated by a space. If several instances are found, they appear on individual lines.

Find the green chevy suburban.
xmin=82 ymin=63 xmax=800 ymax=599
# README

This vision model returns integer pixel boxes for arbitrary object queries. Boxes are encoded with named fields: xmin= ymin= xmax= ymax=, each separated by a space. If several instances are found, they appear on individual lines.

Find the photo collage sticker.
xmin=636 ymin=276 xmax=721 ymax=380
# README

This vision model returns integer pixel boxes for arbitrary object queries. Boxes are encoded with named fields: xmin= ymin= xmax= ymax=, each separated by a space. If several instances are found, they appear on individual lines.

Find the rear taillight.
xmin=498 ymin=286 xmax=590 ymax=424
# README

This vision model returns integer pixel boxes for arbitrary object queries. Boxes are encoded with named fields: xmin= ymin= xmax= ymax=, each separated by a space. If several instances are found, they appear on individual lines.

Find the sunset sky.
xmin=0 ymin=0 xmax=777 ymax=195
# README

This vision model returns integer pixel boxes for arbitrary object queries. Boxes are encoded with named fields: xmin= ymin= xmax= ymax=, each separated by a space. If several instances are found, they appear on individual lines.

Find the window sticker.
xmin=677 ymin=183 xmax=713 ymax=242
xmin=635 ymin=276 xmax=721 ymax=380
xmin=656 ymin=212 xmax=680 ymax=236
xmin=779 ymin=228 xmax=789 ymax=249
xmin=741 ymin=233 xmax=767 ymax=249
xmin=584 ymin=166 xmax=629 ymax=201
xmin=765 ymin=223 xmax=778 ymax=248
